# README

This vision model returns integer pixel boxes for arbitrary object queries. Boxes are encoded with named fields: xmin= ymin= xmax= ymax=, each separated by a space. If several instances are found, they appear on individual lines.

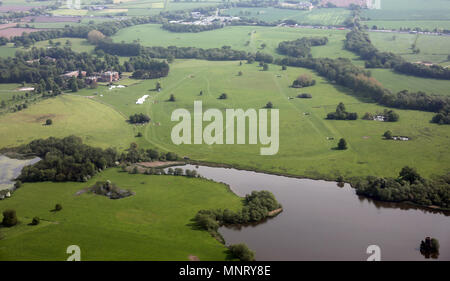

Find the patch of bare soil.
xmin=188 ymin=255 xmax=200 ymax=261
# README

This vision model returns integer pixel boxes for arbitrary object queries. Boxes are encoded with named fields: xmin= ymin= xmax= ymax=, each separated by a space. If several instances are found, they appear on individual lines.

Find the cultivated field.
xmin=0 ymin=169 xmax=242 ymax=260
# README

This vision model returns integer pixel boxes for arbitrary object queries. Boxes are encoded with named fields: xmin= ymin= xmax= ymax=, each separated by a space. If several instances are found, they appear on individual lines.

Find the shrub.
xmin=297 ymin=93 xmax=312 ymax=99
xmin=337 ymin=138 xmax=347 ymax=150
xmin=54 ymin=204 xmax=63 ymax=211
xmin=2 ymin=209 xmax=18 ymax=227
xmin=229 ymin=244 xmax=255 ymax=261
xmin=265 ymin=102 xmax=273 ymax=109
xmin=31 ymin=216 xmax=40 ymax=225
xmin=45 ymin=119 xmax=52 ymax=125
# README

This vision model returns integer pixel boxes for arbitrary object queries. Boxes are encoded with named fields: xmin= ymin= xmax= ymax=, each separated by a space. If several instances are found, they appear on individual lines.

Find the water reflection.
xmin=171 ymin=164 xmax=450 ymax=261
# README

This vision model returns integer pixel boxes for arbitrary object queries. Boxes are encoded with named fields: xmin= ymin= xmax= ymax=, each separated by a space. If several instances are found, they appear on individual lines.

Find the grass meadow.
xmin=62 ymin=60 xmax=450 ymax=179
xmin=0 ymin=169 xmax=242 ymax=260
xmin=368 ymin=31 xmax=450 ymax=64
xmin=112 ymin=24 xmax=359 ymax=60
xmin=0 ymin=94 xmax=135 ymax=150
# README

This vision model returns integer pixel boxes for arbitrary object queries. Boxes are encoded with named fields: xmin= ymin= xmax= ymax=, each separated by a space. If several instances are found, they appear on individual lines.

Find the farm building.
xmin=99 ymin=71 xmax=120 ymax=83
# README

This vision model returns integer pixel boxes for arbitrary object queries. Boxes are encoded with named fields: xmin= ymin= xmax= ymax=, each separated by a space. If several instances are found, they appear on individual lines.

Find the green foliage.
xmin=355 ymin=168 xmax=450 ymax=208
xmin=17 ymin=136 xmax=118 ymax=182
xmin=383 ymin=130 xmax=393 ymax=139
xmin=45 ymin=119 xmax=52 ymax=125
xmin=327 ymin=103 xmax=358 ymax=120
xmin=31 ymin=216 xmax=40 ymax=225
xmin=129 ymin=113 xmax=150 ymax=124
xmin=194 ymin=190 xmax=281 ymax=231
xmin=292 ymin=74 xmax=316 ymax=88
xmin=229 ymin=243 xmax=255 ymax=261
xmin=54 ymin=204 xmax=62 ymax=211
xmin=278 ymin=37 xmax=328 ymax=58
xmin=337 ymin=138 xmax=347 ymax=150
xmin=2 ymin=209 xmax=17 ymax=227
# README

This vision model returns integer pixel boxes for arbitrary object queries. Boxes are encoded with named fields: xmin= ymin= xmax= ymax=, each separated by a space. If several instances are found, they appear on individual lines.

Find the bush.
xmin=2 ymin=209 xmax=18 ymax=227
xmin=31 ymin=216 xmax=40 ymax=225
xmin=45 ymin=119 xmax=52 ymax=125
xmin=229 ymin=244 xmax=255 ymax=261
xmin=265 ymin=102 xmax=273 ymax=109
xmin=54 ymin=204 xmax=63 ymax=211
xmin=297 ymin=93 xmax=312 ymax=99
xmin=337 ymin=138 xmax=347 ymax=150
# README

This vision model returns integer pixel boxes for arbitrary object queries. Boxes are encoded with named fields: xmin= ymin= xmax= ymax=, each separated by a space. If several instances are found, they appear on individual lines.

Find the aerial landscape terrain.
xmin=0 ymin=0 xmax=449 ymax=264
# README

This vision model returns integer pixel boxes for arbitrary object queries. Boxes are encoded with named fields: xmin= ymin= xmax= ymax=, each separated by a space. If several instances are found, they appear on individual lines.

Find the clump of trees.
xmin=354 ymin=167 xmax=450 ymax=208
xmin=431 ymin=106 xmax=450 ymax=125
xmin=229 ymin=244 xmax=255 ymax=261
xmin=129 ymin=57 xmax=169 ymax=79
xmin=327 ymin=103 xmax=358 ymax=120
xmin=420 ymin=237 xmax=440 ymax=259
xmin=278 ymin=37 xmax=328 ymax=58
xmin=129 ymin=113 xmax=150 ymax=124
xmin=292 ymin=74 xmax=316 ymax=88
xmin=194 ymin=191 xmax=282 ymax=236
xmin=90 ymin=180 xmax=133 ymax=199
xmin=16 ymin=136 xmax=119 ymax=182
xmin=219 ymin=93 xmax=228 ymax=99
xmin=2 ymin=209 xmax=18 ymax=227
xmin=54 ymin=204 xmax=63 ymax=211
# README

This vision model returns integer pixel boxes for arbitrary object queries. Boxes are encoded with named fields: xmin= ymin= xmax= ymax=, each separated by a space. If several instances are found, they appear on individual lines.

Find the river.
xmin=172 ymin=164 xmax=450 ymax=261
xmin=0 ymin=155 xmax=40 ymax=191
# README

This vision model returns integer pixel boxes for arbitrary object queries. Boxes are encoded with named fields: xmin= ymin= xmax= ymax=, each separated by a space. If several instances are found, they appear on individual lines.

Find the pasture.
xmin=0 ymin=94 xmax=135 ymax=150
xmin=370 ymin=69 xmax=450 ymax=96
xmin=0 ymin=169 xmax=242 ymax=260
xmin=68 ymin=60 xmax=450 ymax=179
xmin=222 ymin=7 xmax=351 ymax=26
xmin=112 ymin=24 xmax=359 ymax=60
xmin=362 ymin=0 xmax=450 ymax=21
xmin=368 ymin=31 xmax=450 ymax=64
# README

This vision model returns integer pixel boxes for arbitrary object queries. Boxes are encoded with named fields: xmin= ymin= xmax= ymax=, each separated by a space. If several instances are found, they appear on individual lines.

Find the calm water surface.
xmin=173 ymin=165 xmax=450 ymax=261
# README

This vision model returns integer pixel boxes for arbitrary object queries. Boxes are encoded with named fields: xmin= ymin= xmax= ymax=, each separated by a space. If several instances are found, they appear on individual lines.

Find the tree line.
xmin=344 ymin=25 xmax=450 ymax=80
xmin=354 ymin=166 xmax=450 ymax=209
xmin=7 ymin=136 xmax=180 ymax=183
xmin=278 ymin=36 xmax=328 ymax=58
xmin=275 ymin=56 xmax=449 ymax=120
xmin=162 ymin=22 xmax=224 ymax=33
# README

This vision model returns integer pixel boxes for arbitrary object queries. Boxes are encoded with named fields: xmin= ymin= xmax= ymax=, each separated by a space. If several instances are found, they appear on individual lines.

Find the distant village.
xmin=169 ymin=9 xmax=240 ymax=26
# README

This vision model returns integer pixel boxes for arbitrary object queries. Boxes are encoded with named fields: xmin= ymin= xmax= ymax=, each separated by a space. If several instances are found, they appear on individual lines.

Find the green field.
xmin=368 ymin=31 xmax=450 ymax=64
xmin=370 ymin=69 xmax=450 ymax=96
xmin=223 ymin=7 xmax=351 ymax=26
xmin=58 ymin=59 xmax=450 ymax=179
xmin=362 ymin=0 xmax=450 ymax=21
xmin=112 ymin=24 xmax=359 ymax=60
xmin=0 ymin=169 xmax=242 ymax=260
xmin=362 ymin=20 xmax=450 ymax=31
xmin=0 ymin=94 xmax=135 ymax=150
